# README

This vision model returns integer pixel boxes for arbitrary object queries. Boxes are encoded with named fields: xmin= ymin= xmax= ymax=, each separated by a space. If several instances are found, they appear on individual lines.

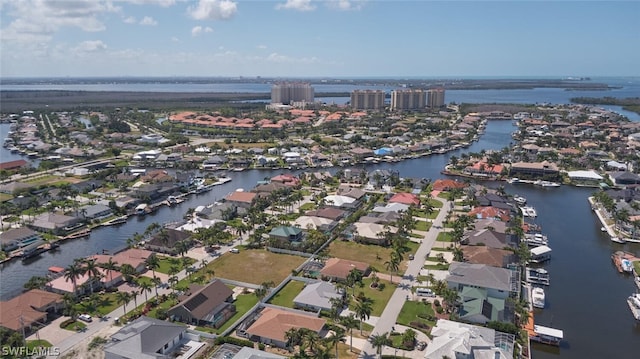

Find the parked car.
xmin=229 ymin=248 xmax=239 ymax=254
xmin=416 ymin=341 xmax=427 ymax=350
xmin=79 ymin=314 xmax=92 ymax=322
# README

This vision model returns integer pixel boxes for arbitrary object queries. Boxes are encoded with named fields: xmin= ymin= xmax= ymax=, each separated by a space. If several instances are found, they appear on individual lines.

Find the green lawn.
xmin=147 ymin=298 xmax=178 ymax=319
xmin=156 ymin=256 xmax=196 ymax=274
xmin=74 ymin=291 xmax=121 ymax=316
xmin=634 ymin=260 xmax=640 ymax=275
xmin=427 ymin=198 xmax=443 ymax=208
xmin=414 ymin=220 xmax=431 ymax=231
xmin=423 ymin=263 xmax=450 ymax=270
xmin=348 ymin=278 xmax=396 ymax=317
xmin=61 ymin=320 xmax=86 ymax=331
xmin=436 ymin=232 xmax=454 ymax=242
xmin=0 ymin=193 xmax=13 ymax=202
xmin=299 ymin=202 xmax=315 ymax=211
xmin=396 ymin=300 xmax=436 ymax=334
xmin=268 ymin=280 xmax=305 ymax=308
xmin=26 ymin=339 xmax=52 ymax=349
xmin=204 ymin=249 xmax=305 ymax=285
xmin=328 ymin=241 xmax=411 ymax=275
xmin=214 ymin=293 xmax=260 ymax=334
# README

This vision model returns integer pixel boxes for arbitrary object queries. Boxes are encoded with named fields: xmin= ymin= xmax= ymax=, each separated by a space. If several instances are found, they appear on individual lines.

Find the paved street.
xmin=359 ymin=197 xmax=451 ymax=358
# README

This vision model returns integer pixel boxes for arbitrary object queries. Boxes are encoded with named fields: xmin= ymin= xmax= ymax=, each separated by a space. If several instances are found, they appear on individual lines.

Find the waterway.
xmin=1 ymin=85 xmax=639 ymax=357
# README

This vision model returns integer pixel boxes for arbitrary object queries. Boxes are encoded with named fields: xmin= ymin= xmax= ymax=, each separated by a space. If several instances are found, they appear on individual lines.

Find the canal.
xmin=1 ymin=119 xmax=639 ymax=358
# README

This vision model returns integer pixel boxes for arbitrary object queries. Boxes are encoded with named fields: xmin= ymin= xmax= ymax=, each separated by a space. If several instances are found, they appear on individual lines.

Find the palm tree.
xmin=120 ymin=264 xmax=136 ymax=283
xmin=255 ymin=281 xmax=275 ymax=300
xmin=285 ymin=327 xmax=304 ymax=353
xmin=115 ymin=291 xmax=131 ymax=317
xmin=302 ymin=329 xmax=321 ymax=355
xmin=139 ymin=280 xmax=153 ymax=303
xmin=82 ymin=259 xmax=101 ymax=295
xmin=103 ymin=257 xmax=119 ymax=285
xmin=340 ymin=314 xmax=359 ymax=353
xmin=64 ymin=260 xmax=84 ymax=298
xmin=324 ymin=327 xmax=345 ymax=359
xmin=353 ymin=293 xmax=373 ymax=335
xmin=369 ymin=332 xmax=391 ymax=359
xmin=384 ymin=252 xmax=401 ymax=284
xmin=145 ymin=254 xmax=160 ymax=279
xmin=151 ymin=276 xmax=162 ymax=300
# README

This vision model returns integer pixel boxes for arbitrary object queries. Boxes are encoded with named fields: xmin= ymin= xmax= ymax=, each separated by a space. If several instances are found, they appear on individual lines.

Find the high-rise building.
xmin=390 ymin=89 xmax=426 ymax=111
xmin=271 ymin=82 xmax=314 ymax=105
xmin=427 ymin=88 xmax=446 ymax=108
xmin=350 ymin=90 xmax=386 ymax=110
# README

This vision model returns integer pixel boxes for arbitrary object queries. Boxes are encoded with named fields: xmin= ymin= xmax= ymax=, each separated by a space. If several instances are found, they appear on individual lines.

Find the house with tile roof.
xmin=432 ymin=179 xmax=468 ymax=192
xmin=293 ymin=281 xmax=342 ymax=312
xmin=304 ymin=207 xmax=346 ymax=221
xmin=462 ymin=228 xmax=518 ymax=249
xmin=91 ymin=248 xmax=153 ymax=273
xmin=269 ymin=226 xmax=304 ymax=244
xmin=446 ymin=262 xmax=518 ymax=300
xmin=388 ymin=192 xmax=421 ymax=206
xmin=0 ymin=289 xmax=63 ymax=333
xmin=224 ymin=191 xmax=258 ymax=209
xmin=168 ymin=280 xmax=235 ymax=328
xmin=461 ymin=246 xmax=515 ymax=268
xmin=243 ymin=307 xmax=326 ymax=348
xmin=425 ymin=319 xmax=515 ymax=359
xmin=320 ymin=258 xmax=370 ymax=282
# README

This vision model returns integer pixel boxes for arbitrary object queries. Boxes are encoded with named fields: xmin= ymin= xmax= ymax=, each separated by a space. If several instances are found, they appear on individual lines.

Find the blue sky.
xmin=1 ymin=0 xmax=638 ymax=78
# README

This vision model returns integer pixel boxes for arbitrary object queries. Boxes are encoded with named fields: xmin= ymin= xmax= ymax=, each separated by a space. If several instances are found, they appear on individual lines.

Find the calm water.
xmin=1 ymin=83 xmax=639 ymax=357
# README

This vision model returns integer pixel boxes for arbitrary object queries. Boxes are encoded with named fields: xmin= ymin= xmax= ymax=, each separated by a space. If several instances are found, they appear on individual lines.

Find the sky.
xmin=1 ymin=0 xmax=639 ymax=78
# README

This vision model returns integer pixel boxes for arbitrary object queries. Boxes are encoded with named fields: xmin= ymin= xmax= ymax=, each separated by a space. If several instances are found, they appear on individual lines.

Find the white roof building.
xmin=323 ymin=195 xmax=356 ymax=207
xmin=425 ymin=319 xmax=515 ymax=359
xmin=292 ymin=216 xmax=334 ymax=231
xmin=567 ymin=170 xmax=603 ymax=181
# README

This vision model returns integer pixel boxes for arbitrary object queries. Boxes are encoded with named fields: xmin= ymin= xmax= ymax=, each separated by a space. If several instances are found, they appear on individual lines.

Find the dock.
xmin=627 ymin=293 xmax=640 ymax=321
xmin=611 ymin=251 xmax=638 ymax=274
xmin=526 ymin=267 xmax=550 ymax=286
xmin=524 ymin=311 xmax=564 ymax=346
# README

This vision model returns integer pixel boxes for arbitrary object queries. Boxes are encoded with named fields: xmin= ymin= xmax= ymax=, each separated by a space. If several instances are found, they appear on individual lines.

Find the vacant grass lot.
xmin=156 ymin=256 xmax=196 ymax=274
xmin=348 ymin=278 xmax=396 ymax=317
xmin=329 ymin=241 xmax=417 ymax=275
xmin=204 ymin=249 xmax=305 ymax=284
xmin=436 ymin=232 xmax=454 ymax=242
xmin=414 ymin=220 xmax=431 ymax=231
xmin=268 ymin=280 xmax=305 ymax=308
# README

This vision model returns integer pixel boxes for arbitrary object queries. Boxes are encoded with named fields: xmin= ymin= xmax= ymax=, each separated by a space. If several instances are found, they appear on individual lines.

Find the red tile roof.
xmin=389 ymin=192 xmax=421 ymax=206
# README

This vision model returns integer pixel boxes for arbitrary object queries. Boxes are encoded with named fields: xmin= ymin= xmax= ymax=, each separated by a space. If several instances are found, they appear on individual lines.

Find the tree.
xmin=255 ymin=281 xmax=275 ymax=300
xmin=115 ymin=291 xmax=131 ymax=317
xmin=369 ymin=332 xmax=391 ymax=359
xmin=324 ymin=327 xmax=345 ymax=359
xmin=346 ymin=269 xmax=363 ymax=297
xmin=401 ymin=328 xmax=417 ymax=349
xmin=340 ymin=313 xmax=359 ymax=353
xmin=24 ymin=275 xmax=48 ymax=290
xmin=83 ymin=259 xmax=102 ymax=295
xmin=139 ymin=280 xmax=153 ymax=303
xmin=103 ymin=257 xmax=119 ymax=285
xmin=384 ymin=252 xmax=401 ymax=284
xmin=120 ymin=264 xmax=136 ymax=283
xmin=64 ymin=260 xmax=84 ymax=298
xmin=353 ymin=292 xmax=373 ymax=335
xmin=145 ymin=254 xmax=160 ymax=279
xmin=285 ymin=327 xmax=304 ymax=353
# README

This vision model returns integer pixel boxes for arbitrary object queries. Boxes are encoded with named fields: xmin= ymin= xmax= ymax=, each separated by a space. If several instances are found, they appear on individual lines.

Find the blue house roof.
xmin=374 ymin=147 xmax=393 ymax=156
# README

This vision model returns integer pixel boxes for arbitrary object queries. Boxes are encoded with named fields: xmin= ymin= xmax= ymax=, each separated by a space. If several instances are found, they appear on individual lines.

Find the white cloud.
xmin=327 ymin=0 xmax=365 ymax=11
xmin=188 ymin=0 xmax=237 ymax=20
xmin=191 ymin=26 xmax=213 ymax=36
xmin=74 ymin=40 xmax=108 ymax=53
xmin=139 ymin=16 xmax=158 ymax=26
xmin=170 ymin=36 xmax=180 ymax=42
xmin=1 ymin=0 xmax=119 ymax=45
xmin=276 ymin=0 xmax=316 ymax=12
xmin=257 ymin=44 xmax=267 ymax=50
xmin=121 ymin=0 xmax=177 ymax=6
xmin=123 ymin=16 xmax=137 ymax=24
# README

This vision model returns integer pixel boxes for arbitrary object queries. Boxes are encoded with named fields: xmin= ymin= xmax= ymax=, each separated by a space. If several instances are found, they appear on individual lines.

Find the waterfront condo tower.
xmin=427 ymin=88 xmax=446 ymax=108
xmin=271 ymin=82 xmax=315 ymax=105
xmin=350 ymin=90 xmax=386 ymax=110
xmin=390 ymin=89 xmax=427 ymax=111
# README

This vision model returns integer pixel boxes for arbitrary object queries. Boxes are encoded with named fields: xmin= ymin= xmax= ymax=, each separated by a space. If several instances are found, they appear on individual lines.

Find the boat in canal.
xmin=532 ymin=287 xmax=546 ymax=309
xmin=525 ymin=233 xmax=548 ymax=247
xmin=526 ymin=267 xmax=550 ymax=286
xmin=534 ymin=180 xmax=561 ymax=188
xmin=530 ymin=325 xmax=564 ymax=346
xmin=627 ymin=293 xmax=640 ymax=321
xmin=520 ymin=206 xmax=538 ymax=217
xmin=513 ymin=195 xmax=527 ymax=205
xmin=530 ymin=245 xmax=552 ymax=263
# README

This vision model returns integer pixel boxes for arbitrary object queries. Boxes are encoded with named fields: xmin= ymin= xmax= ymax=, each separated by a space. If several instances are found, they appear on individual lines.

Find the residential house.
xmin=446 ymin=262 xmax=518 ymax=300
xmin=352 ymin=222 xmax=397 ymax=245
xmin=145 ymin=228 xmax=192 ymax=255
xmin=610 ymin=171 xmax=640 ymax=187
xmin=79 ymin=204 xmax=113 ymax=221
xmin=425 ymin=319 xmax=515 ymax=359
xmin=471 ymin=218 xmax=508 ymax=234
xmin=461 ymin=246 xmax=515 ymax=268
xmin=271 ymin=174 xmax=301 ymax=187
xmin=462 ymin=228 xmax=518 ymax=249
xmin=0 ymin=159 xmax=28 ymax=171
xmin=372 ymin=202 xmax=410 ymax=213
xmin=320 ymin=258 xmax=370 ymax=282
xmin=292 ymin=216 xmax=338 ymax=233
xmin=432 ymin=179 xmax=468 ymax=192
xmin=168 ymin=280 xmax=236 ymax=328
xmin=468 ymin=206 xmax=511 ymax=222
xmin=388 ymin=192 xmax=421 ymax=206
xmin=30 ymin=213 xmax=81 ymax=235
xmin=243 ymin=307 xmax=326 ymax=349
xmin=91 ymin=248 xmax=153 ymax=273
xmin=0 ymin=290 xmax=63 ymax=333
xmin=224 ymin=191 xmax=257 ymax=209
xmin=104 ymin=316 xmax=201 ymax=359
xmin=509 ymin=161 xmax=560 ymax=179
xmin=0 ymin=227 xmax=42 ymax=252
xmin=337 ymin=186 xmax=367 ymax=201
xmin=304 ymin=207 xmax=346 ymax=221
xmin=269 ymin=226 xmax=304 ymax=244
xmin=195 ymin=202 xmax=238 ymax=221
xmin=323 ymin=195 xmax=360 ymax=210
xmin=232 ymin=347 xmax=286 ymax=359
xmin=293 ymin=281 xmax=342 ymax=312
xmin=458 ymin=286 xmax=512 ymax=324
xmin=358 ymin=211 xmax=401 ymax=225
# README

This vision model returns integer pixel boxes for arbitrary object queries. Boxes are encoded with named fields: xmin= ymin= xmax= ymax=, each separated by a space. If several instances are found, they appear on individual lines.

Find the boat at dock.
xmin=525 ymin=233 xmax=548 ymax=247
xmin=532 ymin=287 xmax=546 ymax=309
xmin=530 ymin=245 xmax=552 ymax=263
xmin=611 ymin=251 xmax=638 ymax=273
xmin=101 ymin=215 xmax=128 ymax=226
xmin=627 ymin=293 xmax=640 ymax=321
xmin=526 ymin=267 xmax=550 ymax=286
xmin=534 ymin=180 xmax=561 ymax=188
xmin=611 ymin=236 xmax=626 ymax=244
xmin=530 ymin=325 xmax=564 ymax=346
xmin=513 ymin=195 xmax=527 ymax=205
xmin=520 ymin=206 xmax=538 ymax=217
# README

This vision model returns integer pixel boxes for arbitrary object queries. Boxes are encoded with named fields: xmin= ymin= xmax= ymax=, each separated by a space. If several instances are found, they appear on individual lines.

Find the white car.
xmin=229 ymin=248 xmax=239 ymax=253
xmin=78 ymin=314 xmax=92 ymax=322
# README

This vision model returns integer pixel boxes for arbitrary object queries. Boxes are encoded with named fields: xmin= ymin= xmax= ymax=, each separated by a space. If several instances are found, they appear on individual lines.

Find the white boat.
xmin=526 ymin=267 xmax=550 ymax=286
xmin=520 ymin=206 xmax=538 ymax=217
xmin=135 ymin=203 xmax=150 ymax=216
xmin=535 ymin=180 xmax=561 ymax=188
xmin=525 ymin=233 xmax=548 ymax=247
xmin=627 ymin=293 xmax=640 ymax=321
xmin=621 ymin=259 xmax=634 ymax=273
xmin=600 ymin=226 xmax=607 ymax=232
xmin=532 ymin=287 xmax=546 ymax=309
xmin=507 ymin=177 xmax=521 ymax=184
xmin=611 ymin=236 xmax=626 ymax=244
xmin=513 ymin=195 xmax=527 ymax=205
